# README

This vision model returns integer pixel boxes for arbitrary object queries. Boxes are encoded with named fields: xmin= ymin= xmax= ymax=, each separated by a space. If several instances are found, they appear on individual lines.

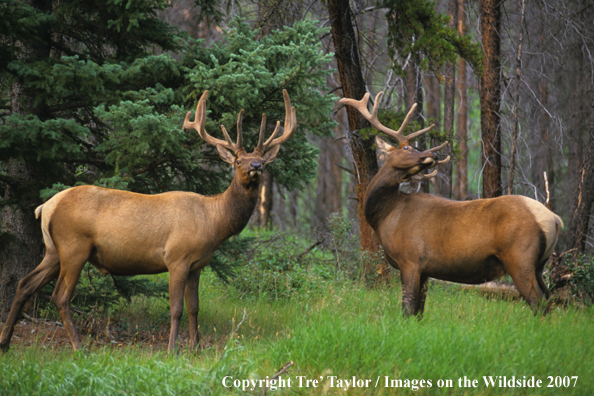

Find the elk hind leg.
xmin=0 ymin=252 xmax=60 ymax=351
xmin=184 ymin=268 xmax=201 ymax=352
xmin=51 ymin=249 xmax=89 ymax=350
xmin=505 ymin=254 xmax=550 ymax=316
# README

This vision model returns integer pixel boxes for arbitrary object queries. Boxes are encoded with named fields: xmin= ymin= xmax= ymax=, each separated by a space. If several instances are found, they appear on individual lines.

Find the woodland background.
xmin=1 ymin=0 xmax=594 ymax=317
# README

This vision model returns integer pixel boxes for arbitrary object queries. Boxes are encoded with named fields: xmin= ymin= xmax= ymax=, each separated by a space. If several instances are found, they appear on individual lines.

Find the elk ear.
xmin=216 ymin=144 xmax=236 ymax=164
xmin=375 ymin=136 xmax=395 ymax=154
xmin=262 ymin=144 xmax=281 ymax=164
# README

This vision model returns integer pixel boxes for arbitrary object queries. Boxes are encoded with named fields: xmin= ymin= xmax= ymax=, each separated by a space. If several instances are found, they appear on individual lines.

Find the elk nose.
xmin=251 ymin=162 xmax=262 ymax=170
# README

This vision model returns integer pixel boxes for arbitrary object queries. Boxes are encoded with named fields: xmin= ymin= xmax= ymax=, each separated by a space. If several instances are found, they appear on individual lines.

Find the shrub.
xmin=230 ymin=231 xmax=333 ymax=301
xmin=567 ymin=253 xmax=594 ymax=305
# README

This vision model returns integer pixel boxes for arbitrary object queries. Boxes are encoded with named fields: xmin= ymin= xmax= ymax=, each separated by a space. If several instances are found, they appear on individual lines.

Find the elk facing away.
xmin=0 ymin=90 xmax=297 ymax=353
xmin=341 ymin=92 xmax=563 ymax=317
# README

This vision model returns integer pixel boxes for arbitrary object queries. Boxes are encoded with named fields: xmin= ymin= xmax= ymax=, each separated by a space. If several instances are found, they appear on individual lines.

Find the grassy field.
xmin=0 ymin=267 xmax=592 ymax=396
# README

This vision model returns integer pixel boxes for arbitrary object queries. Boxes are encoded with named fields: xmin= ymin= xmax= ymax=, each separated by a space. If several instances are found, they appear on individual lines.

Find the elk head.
xmin=183 ymin=89 xmax=297 ymax=187
xmin=340 ymin=92 xmax=450 ymax=182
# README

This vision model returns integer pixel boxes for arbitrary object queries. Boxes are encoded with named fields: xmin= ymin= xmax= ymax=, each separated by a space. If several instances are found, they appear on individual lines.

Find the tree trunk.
xmin=0 ymin=0 xmax=51 ymax=320
xmin=479 ymin=0 xmax=503 ymax=198
xmin=507 ymin=0 xmax=526 ymax=195
xmin=405 ymin=53 xmax=428 ymax=193
xmin=454 ymin=0 xmax=468 ymax=201
xmin=315 ymin=136 xmax=343 ymax=231
xmin=327 ymin=0 xmax=380 ymax=259
xmin=567 ymin=107 xmax=594 ymax=253
xmin=254 ymin=0 xmax=293 ymax=230
xmin=0 ymin=161 xmax=44 ymax=321
xmin=438 ymin=0 xmax=459 ymax=199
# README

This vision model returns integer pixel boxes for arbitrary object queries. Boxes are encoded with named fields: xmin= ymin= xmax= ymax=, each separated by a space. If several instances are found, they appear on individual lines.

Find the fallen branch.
xmin=335 ymin=163 xmax=356 ymax=175
xmin=262 ymin=361 xmax=294 ymax=394
xmin=297 ymin=241 xmax=322 ymax=261
xmin=221 ymin=308 xmax=248 ymax=356
xmin=22 ymin=313 xmax=64 ymax=328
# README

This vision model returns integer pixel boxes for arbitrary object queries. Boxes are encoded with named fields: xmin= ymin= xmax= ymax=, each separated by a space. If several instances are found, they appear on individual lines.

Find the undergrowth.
xmin=3 ymin=219 xmax=594 ymax=395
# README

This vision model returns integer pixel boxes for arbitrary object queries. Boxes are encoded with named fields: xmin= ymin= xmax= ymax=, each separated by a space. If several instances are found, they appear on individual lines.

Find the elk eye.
xmin=236 ymin=160 xmax=241 ymax=165
xmin=403 ymin=146 xmax=411 ymax=151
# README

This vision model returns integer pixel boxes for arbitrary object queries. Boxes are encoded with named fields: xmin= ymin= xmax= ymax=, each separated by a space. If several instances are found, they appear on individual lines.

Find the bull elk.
xmin=0 ymin=90 xmax=297 ymax=353
xmin=340 ymin=92 xmax=563 ymax=317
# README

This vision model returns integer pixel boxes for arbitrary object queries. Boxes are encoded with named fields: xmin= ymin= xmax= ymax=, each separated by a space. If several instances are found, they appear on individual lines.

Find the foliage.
xmin=325 ymin=212 xmax=385 ymax=283
xmin=566 ymin=253 xmax=594 ymax=305
xmin=381 ymin=0 xmax=483 ymax=76
xmin=1 ymin=0 xmax=335 ymax=288
xmin=183 ymin=16 xmax=336 ymax=190
xmin=229 ymin=231 xmax=333 ymax=300
xmin=2 ymin=275 xmax=594 ymax=395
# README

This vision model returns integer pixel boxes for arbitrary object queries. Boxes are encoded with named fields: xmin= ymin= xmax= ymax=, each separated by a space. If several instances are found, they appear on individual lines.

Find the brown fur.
xmin=0 ymin=91 xmax=295 ymax=353
xmin=366 ymin=140 xmax=563 ymax=317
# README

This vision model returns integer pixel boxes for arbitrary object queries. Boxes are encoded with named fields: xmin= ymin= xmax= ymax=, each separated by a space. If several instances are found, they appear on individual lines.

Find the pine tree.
xmin=0 ymin=0 xmax=334 ymax=318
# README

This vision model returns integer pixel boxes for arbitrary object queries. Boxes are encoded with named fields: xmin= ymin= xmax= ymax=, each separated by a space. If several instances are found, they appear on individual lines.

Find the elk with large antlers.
xmin=0 ymin=90 xmax=297 ymax=353
xmin=341 ymin=92 xmax=563 ymax=317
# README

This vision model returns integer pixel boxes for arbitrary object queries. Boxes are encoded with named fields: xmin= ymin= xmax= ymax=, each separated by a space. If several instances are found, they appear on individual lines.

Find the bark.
xmin=315 ymin=136 xmax=343 ymax=231
xmin=254 ymin=0 xmax=294 ymax=230
xmin=424 ymin=75 xmax=443 ymax=195
xmin=507 ymin=0 xmax=526 ymax=195
xmin=0 ymin=0 xmax=51 ymax=321
xmin=405 ymin=54 xmax=428 ymax=193
xmin=530 ymin=76 xmax=555 ymax=205
xmin=438 ymin=0 xmax=459 ymax=199
xmin=454 ymin=0 xmax=468 ymax=201
xmin=479 ymin=0 xmax=503 ymax=198
xmin=0 ymin=161 xmax=45 ymax=321
xmin=327 ymin=0 xmax=380 ymax=257
xmin=567 ymin=109 xmax=594 ymax=253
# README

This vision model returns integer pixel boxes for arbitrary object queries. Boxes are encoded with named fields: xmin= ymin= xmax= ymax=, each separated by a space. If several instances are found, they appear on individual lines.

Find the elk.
xmin=0 ymin=90 xmax=297 ymax=353
xmin=340 ymin=92 xmax=563 ymax=317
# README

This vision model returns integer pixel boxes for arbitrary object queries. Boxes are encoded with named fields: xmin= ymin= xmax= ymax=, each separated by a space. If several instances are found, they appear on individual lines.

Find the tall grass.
xmin=1 ymin=227 xmax=593 ymax=395
xmin=2 ymin=273 xmax=592 ymax=395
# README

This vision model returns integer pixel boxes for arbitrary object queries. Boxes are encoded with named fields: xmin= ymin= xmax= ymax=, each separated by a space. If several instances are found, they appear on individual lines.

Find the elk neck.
xmin=364 ymin=164 xmax=407 ymax=230
xmin=210 ymin=171 xmax=261 ymax=240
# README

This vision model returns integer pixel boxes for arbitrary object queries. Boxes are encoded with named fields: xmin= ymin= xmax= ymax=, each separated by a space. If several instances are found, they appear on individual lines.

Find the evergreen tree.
xmin=0 ymin=0 xmax=334 ymax=317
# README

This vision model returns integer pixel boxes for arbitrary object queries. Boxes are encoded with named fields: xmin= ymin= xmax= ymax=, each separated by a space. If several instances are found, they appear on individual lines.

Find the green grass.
xmin=1 ymin=270 xmax=593 ymax=395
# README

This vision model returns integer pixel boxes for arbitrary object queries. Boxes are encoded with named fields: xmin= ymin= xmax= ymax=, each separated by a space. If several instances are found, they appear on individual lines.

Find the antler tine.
xmin=185 ymin=90 xmax=244 ymax=153
xmin=413 ymin=169 xmax=438 ymax=181
xmin=183 ymin=90 xmax=208 ymax=133
xmin=235 ymin=109 xmax=243 ymax=150
xmin=261 ymin=89 xmax=296 ymax=152
xmin=219 ymin=109 xmax=244 ymax=152
xmin=340 ymin=92 xmax=434 ymax=146
xmin=427 ymin=141 xmax=450 ymax=164
xmin=256 ymin=113 xmax=267 ymax=152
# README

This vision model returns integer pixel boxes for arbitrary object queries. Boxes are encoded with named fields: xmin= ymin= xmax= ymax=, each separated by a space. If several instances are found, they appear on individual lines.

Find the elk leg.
xmin=0 ymin=253 xmax=60 ymax=351
xmin=184 ymin=268 xmax=201 ymax=352
xmin=400 ymin=269 xmax=422 ymax=317
xmin=536 ymin=268 xmax=553 ymax=299
xmin=52 ymin=253 xmax=88 ymax=351
xmin=507 ymin=266 xmax=548 ymax=316
xmin=415 ymin=275 xmax=430 ymax=318
xmin=167 ymin=266 xmax=190 ymax=354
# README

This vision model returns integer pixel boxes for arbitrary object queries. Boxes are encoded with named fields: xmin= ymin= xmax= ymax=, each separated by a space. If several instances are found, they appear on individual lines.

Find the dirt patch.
xmin=2 ymin=315 xmax=218 ymax=352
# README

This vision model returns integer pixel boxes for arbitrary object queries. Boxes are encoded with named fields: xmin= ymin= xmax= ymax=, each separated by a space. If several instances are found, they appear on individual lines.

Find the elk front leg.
xmin=167 ymin=265 xmax=190 ymax=354
xmin=400 ymin=269 xmax=422 ymax=318
xmin=415 ymin=275 xmax=430 ymax=318
xmin=184 ymin=269 xmax=201 ymax=352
